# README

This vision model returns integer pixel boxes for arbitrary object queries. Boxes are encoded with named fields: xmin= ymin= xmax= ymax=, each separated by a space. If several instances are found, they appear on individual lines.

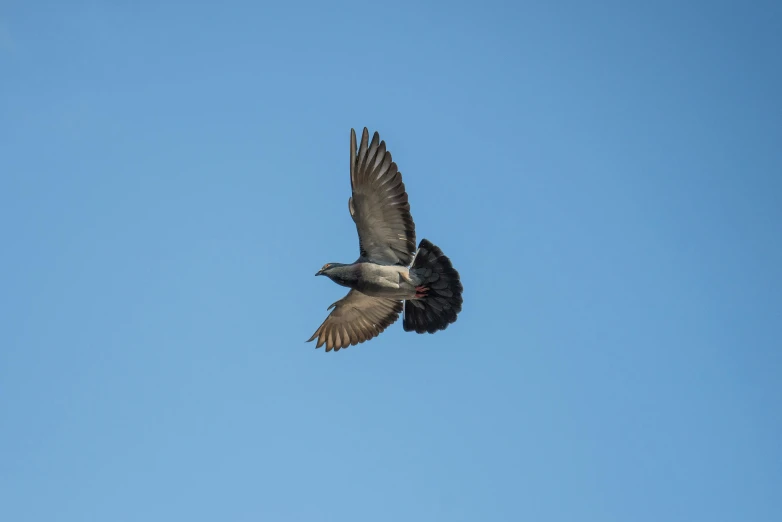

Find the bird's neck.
xmin=328 ymin=264 xmax=359 ymax=287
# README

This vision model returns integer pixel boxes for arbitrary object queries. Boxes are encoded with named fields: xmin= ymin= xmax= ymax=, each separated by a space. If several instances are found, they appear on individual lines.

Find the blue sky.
xmin=1 ymin=1 xmax=781 ymax=521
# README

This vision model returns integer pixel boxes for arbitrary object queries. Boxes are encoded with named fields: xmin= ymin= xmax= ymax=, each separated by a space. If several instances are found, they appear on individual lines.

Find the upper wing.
xmin=307 ymin=289 xmax=402 ymax=352
xmin=349 ymin=128 xmax=416 ymax=266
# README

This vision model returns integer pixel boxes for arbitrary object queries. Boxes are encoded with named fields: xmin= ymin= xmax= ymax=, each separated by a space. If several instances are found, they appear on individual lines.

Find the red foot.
xmin=415 ymin=286 xmax=429 ymax=299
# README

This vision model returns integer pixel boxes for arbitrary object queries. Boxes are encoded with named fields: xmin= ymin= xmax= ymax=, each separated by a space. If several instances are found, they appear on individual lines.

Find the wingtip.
xmin=370 ymin=131 xmax=380 ymax=150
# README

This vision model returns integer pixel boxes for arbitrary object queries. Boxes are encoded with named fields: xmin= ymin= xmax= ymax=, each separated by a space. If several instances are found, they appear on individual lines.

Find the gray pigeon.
xmin=308 ymin=128 xmax=463 ymax=352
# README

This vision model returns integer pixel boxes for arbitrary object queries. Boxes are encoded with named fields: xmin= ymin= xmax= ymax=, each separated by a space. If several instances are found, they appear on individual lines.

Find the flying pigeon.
xmin=308 ymin=128 xmax=463 ymax=351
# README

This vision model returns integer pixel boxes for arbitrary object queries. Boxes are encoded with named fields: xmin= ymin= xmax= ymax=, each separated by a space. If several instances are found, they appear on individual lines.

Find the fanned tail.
xmin=403 ymin=239 xmax=463 ymax=334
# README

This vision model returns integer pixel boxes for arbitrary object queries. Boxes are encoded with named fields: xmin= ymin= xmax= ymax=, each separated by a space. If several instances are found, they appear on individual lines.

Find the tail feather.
xmin=403 ymin=239 xmax=463 ymax=334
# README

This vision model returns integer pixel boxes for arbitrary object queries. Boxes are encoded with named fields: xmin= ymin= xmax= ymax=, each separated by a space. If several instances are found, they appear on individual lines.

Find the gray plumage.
xmin=308 ymin=128 xmax=463 ymax=352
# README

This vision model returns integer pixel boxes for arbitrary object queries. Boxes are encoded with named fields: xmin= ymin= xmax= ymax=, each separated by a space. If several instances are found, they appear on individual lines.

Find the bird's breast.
xmin=353 ymin=263 xmax=418 ymax=299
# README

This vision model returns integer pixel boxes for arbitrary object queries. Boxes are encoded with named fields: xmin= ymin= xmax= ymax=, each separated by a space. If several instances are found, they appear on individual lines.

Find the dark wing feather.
xmin=348 ymin=128 xmax=416 ymax=265
xmin=307 ymin=289 xmax=402 ymax=352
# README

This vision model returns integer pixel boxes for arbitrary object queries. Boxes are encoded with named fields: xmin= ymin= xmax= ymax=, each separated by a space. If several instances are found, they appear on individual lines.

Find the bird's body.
xmin=308 ymin=128 xmax=463 ymax=352
xmin=321 ymin=263 xmax=418 ymax=300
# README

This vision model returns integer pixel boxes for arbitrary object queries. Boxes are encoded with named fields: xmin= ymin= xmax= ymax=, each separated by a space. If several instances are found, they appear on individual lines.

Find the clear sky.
xmin=1 ymin=1 xmax=781 ymax=521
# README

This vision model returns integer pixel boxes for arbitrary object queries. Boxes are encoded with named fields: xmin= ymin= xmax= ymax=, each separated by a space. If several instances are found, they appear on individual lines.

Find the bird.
xmin=308 ymin=127 xmax=463 ymax=352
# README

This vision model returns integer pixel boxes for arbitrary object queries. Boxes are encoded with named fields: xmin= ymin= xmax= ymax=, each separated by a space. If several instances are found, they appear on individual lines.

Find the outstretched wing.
xmin=348 ymin=128 xmax=416 ymax=266
xmin=307 ymin=289 xmax=402 ymax=352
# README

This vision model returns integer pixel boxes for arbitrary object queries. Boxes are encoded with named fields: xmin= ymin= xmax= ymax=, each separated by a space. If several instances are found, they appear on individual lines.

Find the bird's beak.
xmin=315 ymin=269 xmax=324 ymax=276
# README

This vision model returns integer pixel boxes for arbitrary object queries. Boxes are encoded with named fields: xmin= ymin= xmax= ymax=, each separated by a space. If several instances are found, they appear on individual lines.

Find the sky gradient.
xmin=2 ymin=1 xmax=781 ymax=521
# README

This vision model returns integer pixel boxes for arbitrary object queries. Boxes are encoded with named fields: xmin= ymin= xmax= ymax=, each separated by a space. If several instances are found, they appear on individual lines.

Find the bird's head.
xmin=315 ymin=263 xmax=343 ymax=277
